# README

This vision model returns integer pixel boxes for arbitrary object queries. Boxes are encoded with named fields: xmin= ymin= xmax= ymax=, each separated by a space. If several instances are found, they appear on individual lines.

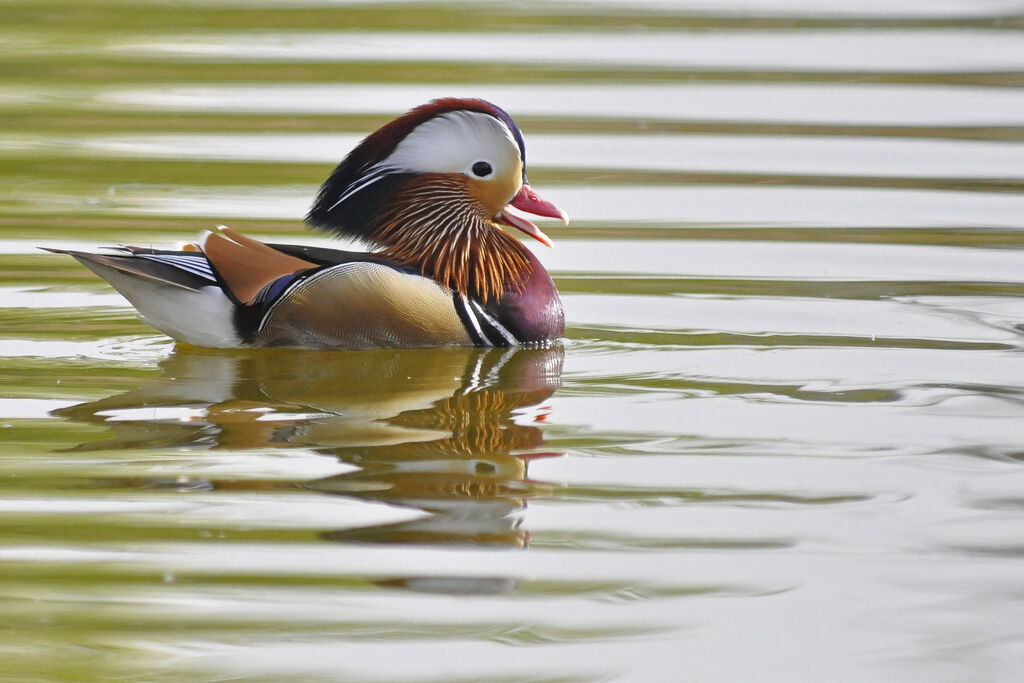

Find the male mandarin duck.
xmin=49 ymin=98 xmax=568 ymax=349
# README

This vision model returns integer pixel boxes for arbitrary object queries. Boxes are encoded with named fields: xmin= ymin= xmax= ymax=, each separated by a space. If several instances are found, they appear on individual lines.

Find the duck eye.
xmin=471 ymin=161 xmax=493 ymax=177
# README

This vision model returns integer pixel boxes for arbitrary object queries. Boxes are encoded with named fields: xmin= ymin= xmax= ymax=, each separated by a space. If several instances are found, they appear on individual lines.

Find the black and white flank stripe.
xmin=454 ymin=293 xmax=518 ymax=347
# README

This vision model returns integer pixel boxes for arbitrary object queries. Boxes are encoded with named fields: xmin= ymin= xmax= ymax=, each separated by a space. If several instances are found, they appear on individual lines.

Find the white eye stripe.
xmin=383 ymin=111 xmax=519 ymax=176
xmin=326 ymin=165 xmax=396 ymax=212
xmin=328 ymin=110 xmax=521 ymax=212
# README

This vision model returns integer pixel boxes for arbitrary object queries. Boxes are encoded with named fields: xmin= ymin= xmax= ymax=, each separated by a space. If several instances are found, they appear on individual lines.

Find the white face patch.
xmin=327 ymin=110 xmax=524 ymax=213
xmin=381 ymin=110 xmax=521 ymax=179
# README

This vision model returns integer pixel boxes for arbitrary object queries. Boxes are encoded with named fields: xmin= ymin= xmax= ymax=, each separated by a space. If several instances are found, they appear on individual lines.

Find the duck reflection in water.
xmin=55 ymin=345 xmax=563 ymax=556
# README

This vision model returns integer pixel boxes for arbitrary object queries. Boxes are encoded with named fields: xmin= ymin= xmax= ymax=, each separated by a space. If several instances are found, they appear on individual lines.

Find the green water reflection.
xmin=5 ymin=0 xmax=1024 ymax=680
xmin=57 ymin=346 xmax=563 ymax=551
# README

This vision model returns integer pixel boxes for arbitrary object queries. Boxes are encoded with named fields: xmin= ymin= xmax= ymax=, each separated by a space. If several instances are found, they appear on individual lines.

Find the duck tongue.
xmin=498 ymin=185 xmax=568 ymax=248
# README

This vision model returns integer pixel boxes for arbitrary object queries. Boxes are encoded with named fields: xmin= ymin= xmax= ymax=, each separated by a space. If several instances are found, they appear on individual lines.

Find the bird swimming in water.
xmin=48 ymin=98 xmax=568 ymax=349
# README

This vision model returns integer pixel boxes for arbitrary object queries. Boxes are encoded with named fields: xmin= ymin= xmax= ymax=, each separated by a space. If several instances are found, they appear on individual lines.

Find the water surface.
xmin=3 ymin=1 xmax=1024 ymax=680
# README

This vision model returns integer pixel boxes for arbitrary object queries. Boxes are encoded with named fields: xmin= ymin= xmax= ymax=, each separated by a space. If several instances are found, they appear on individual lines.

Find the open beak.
xmin=498 ymin=184 xmax=568 ymax=248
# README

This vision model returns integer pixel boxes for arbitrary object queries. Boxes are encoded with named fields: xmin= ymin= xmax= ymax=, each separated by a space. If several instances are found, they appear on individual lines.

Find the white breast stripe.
xmin=459 ymin=293 xmax=489 ymax=346
xmin=469 ymin=300 xmax=518 ymax=346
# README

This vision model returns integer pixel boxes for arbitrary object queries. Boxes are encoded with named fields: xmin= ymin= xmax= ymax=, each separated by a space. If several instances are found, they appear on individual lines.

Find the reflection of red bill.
xmin=516 ymin=451 xmax=564 ymax=462
xmin=498 ymin=184 xmax=569 ymax=247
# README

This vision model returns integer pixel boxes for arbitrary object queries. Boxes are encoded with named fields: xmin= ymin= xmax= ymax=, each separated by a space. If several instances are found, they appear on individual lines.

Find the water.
xmin=3 ymin=1 xmax=1024 ymax=680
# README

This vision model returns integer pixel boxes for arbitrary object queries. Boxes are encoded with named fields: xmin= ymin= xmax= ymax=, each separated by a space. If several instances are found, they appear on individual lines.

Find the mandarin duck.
xmin=49 ymin=98 xmax=568 ymax=349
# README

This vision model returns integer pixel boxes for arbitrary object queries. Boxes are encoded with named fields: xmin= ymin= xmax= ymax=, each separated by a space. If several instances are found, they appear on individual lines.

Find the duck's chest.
xmin=487 ymin=253 xmax=564 ymax=344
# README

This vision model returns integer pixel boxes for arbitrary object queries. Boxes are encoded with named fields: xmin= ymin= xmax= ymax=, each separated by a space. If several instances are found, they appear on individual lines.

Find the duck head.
xmin=306 ymin=98 xmax=567 ymax=303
